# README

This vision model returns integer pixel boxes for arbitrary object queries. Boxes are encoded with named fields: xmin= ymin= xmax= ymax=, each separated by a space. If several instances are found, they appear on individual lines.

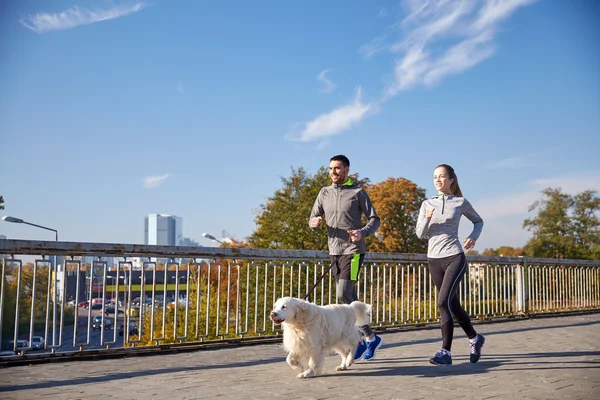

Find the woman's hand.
xmin=463 ymin=237 xmax=476 ymax=250
xmin=426 ymin=208 xmax=435 ymax=220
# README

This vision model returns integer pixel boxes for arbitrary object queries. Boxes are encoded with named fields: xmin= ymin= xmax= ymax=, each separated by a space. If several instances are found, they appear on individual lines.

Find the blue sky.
xmin=1 ymin=0 xmax=599 ymax=252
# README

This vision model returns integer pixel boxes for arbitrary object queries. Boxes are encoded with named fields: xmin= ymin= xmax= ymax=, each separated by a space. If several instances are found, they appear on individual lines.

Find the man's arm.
xmin=358 ymin=190 xmax=380 ymax=237
xmin=309 ymin=189 xmax=325 ymax=229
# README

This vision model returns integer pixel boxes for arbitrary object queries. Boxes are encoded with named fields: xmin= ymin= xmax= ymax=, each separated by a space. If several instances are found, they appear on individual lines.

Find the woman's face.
xmin=433 ymin=166 xmax=453 ymax=194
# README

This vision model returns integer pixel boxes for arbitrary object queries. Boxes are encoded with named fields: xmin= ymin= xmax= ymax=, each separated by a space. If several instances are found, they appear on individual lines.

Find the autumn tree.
xmin=364 ymin=177 xmax=427 ymax=253
xmin=523 ymin=188 xmax=600 ymax=259
xmin=481 ymin=246 xmax=523 ymax=257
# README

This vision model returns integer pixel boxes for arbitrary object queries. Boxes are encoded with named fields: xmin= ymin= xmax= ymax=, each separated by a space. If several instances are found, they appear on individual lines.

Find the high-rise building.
xmin=145 ymin=214 xmax=183 ymax=246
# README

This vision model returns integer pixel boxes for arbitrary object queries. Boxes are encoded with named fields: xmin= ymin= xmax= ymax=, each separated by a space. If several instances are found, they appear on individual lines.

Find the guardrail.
xmin=1 ymin=239 xmax=598 ymax=362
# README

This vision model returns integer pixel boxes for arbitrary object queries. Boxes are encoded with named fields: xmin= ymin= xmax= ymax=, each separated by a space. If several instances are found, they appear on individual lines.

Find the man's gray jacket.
xmin=309 ymin=179 xmax=380 ymax=255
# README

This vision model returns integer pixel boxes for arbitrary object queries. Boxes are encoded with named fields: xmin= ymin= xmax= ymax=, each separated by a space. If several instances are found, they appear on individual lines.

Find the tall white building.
xmin=145 ymin=214 xmax=183 ymax=246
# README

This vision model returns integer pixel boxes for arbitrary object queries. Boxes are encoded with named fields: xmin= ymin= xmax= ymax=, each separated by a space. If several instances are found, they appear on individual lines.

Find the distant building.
xmin=145 ymin=214 xmax=183 ymax=246
xmin=0 ymin=234 xmax=6 ymax=240
xmin=179 ymin=237 xmax=200 ymax=247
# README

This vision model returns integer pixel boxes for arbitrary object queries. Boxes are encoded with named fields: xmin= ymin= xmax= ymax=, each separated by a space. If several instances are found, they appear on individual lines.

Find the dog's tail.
xmin=349 ymin=301 xmax=372 ymax=327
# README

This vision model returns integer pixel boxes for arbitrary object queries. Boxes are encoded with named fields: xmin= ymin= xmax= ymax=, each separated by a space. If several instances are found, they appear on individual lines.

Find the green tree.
xmin=365 ymin=177 xmax=427 ymax=253
xmin=571 ymin=190 xmax=600 ymax=259
xmin=523 ymin=188 xmax=599 ymax=259
xmin=249 ymin=167 xmax=367 ymax=250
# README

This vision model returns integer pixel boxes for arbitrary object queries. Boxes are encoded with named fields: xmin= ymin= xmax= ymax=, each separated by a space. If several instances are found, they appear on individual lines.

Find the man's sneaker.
xmin=470 ymin=334 xmax=486 ymax=363
xmin=429 ymin=349 xmax=452 ymax=366
xmin=363 ymin=335 xmax=383 ymax=361
xmin=353 ymin=339 xmax=368 ymax=360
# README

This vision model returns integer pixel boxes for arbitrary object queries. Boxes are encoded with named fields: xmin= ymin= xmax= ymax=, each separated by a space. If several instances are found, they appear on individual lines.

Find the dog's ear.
xmin=292 ymin=298 xmax=314 ymax=324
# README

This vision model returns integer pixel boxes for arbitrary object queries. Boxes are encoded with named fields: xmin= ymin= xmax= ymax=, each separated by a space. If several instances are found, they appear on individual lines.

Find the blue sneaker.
xmin=353 ymin=339 xmax=368 ymax=360
xmin=429 ymin=349 xmax=452 ymax=366
xmin=363 ymin=335 xmax=383 ymax=361
xmin=470 ymin=334 xmax=486 ymax=363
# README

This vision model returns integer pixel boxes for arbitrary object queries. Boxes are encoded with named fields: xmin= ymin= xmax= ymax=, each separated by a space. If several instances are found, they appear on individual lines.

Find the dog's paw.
xmin=335 ymin=365 xmax=347 ymax=371
xmin=297 ymin=370 xmax=315 ymax=379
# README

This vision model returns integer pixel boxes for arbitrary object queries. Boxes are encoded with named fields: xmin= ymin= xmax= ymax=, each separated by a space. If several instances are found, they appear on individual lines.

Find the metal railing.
xmin=1 ymin=239 xmax=599 ymax=361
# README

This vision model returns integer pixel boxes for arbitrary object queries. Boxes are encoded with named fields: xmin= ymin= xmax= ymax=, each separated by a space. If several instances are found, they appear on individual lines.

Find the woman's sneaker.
xmin=470 ymin=334 xmax=486 ymax=363
xmin=429 ymin=349 xmax=452 ymax=366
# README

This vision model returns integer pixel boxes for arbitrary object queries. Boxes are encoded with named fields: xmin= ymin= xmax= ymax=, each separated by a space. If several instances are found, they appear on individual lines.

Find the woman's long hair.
xmin=436 ymin=164 xmax=463 ymax=197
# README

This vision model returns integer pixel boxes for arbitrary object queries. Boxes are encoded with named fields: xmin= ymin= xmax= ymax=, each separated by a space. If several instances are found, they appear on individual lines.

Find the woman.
xmin=416 ymin=164 xmax=485 ymax=366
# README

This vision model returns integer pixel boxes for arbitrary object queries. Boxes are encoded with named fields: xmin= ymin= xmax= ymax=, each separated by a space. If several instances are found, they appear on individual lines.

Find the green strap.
xmin=351 ymin=254 xmax=361 ymax=281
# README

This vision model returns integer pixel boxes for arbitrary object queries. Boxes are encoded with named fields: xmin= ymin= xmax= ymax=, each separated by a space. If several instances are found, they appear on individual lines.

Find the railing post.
xmin=516 ymin=257 xmax=529 ymax=314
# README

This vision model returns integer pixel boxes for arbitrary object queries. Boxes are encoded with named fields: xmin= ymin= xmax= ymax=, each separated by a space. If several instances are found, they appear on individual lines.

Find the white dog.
xmin=270 ymin=297 xmax=371 ymax=379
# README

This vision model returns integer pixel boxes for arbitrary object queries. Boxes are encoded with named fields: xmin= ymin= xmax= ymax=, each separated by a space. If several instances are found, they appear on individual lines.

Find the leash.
xmin=302 ymin=263 xmax=334 ymax=301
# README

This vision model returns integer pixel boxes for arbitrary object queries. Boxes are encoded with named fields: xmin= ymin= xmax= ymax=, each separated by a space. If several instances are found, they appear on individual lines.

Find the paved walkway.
xmin=1 ymin=313 xmax=599 ymax=400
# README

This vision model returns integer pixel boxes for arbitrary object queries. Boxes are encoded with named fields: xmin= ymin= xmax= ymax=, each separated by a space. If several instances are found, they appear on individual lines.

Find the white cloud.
xmin=378 ymin=8 xmax=389 ymax=18
xmin=385 ymin=0 xmax=536 ymax=96
xmin=20 ymin=3 xmax=147 ymax=34
xmin=176 ymin=81 xmax=184 ymax=94
xmin=465 ymin=172 xmax=599 ymax=249
xmin=286 ymin=87 xmax=372 ymax=143
xmin=487 ymin=156 xmax=533 ymax=170
xmin=473 ymin=173 xmax=600 ymax=221
xmin=294 ymin=0 xmax=535 ymax=143
xmin=358 ymin=35 xmax=389 ymax=59
xmin=317 ymin=69 xmax=336 ymax=94
xmin=143 ymin=174 xmax=170 ymax=189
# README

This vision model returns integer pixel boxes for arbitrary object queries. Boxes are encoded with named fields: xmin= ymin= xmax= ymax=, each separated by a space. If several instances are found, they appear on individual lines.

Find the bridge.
xmin=1 ymin=312 xmax=598 ymax=399
xmin=0 ymin=240 xmax=599 ymax=399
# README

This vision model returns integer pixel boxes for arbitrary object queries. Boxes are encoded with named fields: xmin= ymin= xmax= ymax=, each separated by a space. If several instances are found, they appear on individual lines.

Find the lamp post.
xmin=202 ymin=232 xmax=223 ymax=245
xmin=1 ymin=216 xmax=58 ymax=241
xmin=2 ymin=215 xmax=59 ymax=350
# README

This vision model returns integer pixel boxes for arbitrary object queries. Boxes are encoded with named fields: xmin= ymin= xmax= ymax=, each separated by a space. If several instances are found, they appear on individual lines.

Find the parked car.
xmin=31 ymin=336 xmax=45 ymax=349
xmin=118 ymin=323 xmax=139 ymax=336
xmin=92 ymin=316 xmax=112 ymax=330
xmin=7 ymin=340 xmax=29 ymax=354
xmin=104 ymin=304 xmax=124 ymax=315
xmin=90 ymin=298 xmax=103 ymax=310
xmin=78 ymin=300 xmax=89 ymax=308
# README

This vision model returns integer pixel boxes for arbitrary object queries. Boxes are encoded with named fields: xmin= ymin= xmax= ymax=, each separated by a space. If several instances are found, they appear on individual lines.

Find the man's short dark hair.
xmin=330 ymin=155 xmax=350 ymax=168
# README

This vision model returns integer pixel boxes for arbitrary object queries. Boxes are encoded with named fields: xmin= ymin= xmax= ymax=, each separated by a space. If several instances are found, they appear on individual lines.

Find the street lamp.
xmin=3 ymin=215 xmax=60 ymax=350
xmin=202 ymin=232 xmax=223 ymax=245
xmin=1 ymin=216 xmax=58 ymax=241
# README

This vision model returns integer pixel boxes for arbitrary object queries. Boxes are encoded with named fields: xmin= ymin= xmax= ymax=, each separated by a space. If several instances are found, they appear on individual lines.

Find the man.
xmin=309 ymin=154 xmax=383 ymax=361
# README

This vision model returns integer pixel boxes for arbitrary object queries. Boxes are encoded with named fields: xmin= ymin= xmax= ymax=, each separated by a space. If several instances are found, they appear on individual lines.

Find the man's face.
xmin=329 ymin=160 xmax=349 ymax=185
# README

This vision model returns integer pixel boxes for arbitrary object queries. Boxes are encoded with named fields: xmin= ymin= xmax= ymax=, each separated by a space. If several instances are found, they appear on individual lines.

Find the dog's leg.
xmin=298 ymin=349 xmax=324 ymax=379
xmin=286 ymin=352 xmax=306 ymax=374
xmin=335 ymin=347 xmax=354 ymax=371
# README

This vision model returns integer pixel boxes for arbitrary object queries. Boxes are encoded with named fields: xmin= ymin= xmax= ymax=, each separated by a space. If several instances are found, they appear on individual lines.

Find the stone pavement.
xmin=1 ymin=313 xmax=599 ymax=400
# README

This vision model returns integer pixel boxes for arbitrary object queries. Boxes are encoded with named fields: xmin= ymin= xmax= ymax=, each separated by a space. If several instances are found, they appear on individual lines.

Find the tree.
xmin=364 ymin=177 xmax=427 ymax=253
xmin=481 ymin=246 xmax=523 ymax=257
xmin=571 ymin=190 xmax=600 ymax=259
xmin=249 ymin=166 xmax=368 ymax=250
xmin=249 ymin=167 xmax=331 ymax=250
xmin=523 ymin=188 xmax=600 ymax=259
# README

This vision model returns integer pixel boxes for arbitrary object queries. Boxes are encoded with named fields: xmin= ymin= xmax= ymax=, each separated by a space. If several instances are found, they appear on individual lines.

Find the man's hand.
xmin=310 ymin=217 xmax=323 ymax=229
xmin=348 ymin=230 xmax=362 ymax=242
